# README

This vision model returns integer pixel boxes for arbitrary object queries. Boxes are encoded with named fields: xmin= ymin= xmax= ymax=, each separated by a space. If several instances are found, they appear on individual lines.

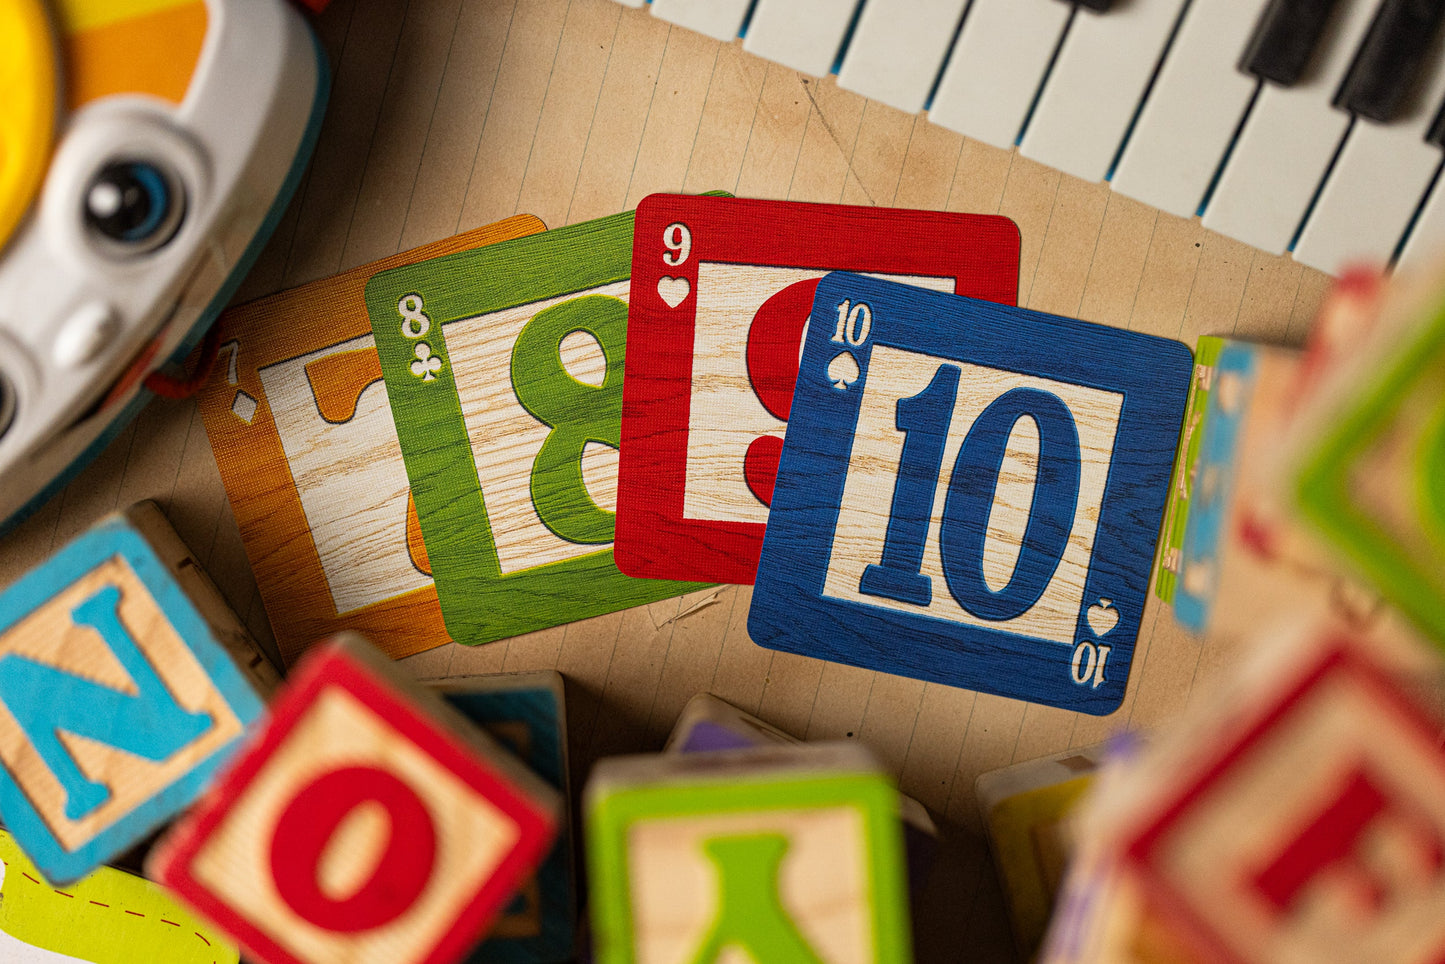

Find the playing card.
xmin=198 ymin=216 xmax=546 ymax=664
xmin=615 ymin=193 xmax=1020 ymax=585
xmin=748 ymin=273 xmax=1192 ymax=714
xmin=365 ymin=207 xmax=713 ymax=646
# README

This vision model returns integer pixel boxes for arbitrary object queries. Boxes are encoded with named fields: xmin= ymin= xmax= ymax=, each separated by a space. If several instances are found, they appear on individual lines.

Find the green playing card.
xmin=365 ymin=210 xmax=709 ymax=644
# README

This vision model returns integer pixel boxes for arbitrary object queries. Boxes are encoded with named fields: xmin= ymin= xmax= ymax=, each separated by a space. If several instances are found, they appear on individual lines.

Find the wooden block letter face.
xmin=365 ymin=212 xmax=707 ymax=646
xmin=197 ymin=218 xmax=546 ymax=663
xmin=749 ymin=274 xmax=1192 ymax=714
xmin=0 ymin=517 xmax=266 ymax=883
xmin=152 ymin=644 xmax=557 ymax=964
xmin=616 ymin=194 xmax=1020 ymax=585
xmin=1125 ymin=639 xmax=1445 ymax=964
xmin=587 ymin=769 xmax=910 ymax=964
xmin=1297 ymin=305 xmax=1445 ymax=645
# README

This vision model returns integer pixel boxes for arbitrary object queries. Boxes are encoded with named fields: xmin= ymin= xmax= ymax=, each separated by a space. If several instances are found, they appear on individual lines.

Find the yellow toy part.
xmin=0 ymin=830 xmax=238 ymax=964
xmin=0 ymin=0 xmax=59 ymax=255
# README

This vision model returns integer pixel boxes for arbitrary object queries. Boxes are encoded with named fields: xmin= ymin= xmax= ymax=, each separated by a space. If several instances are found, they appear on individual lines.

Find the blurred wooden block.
xmin=663 ymin=692 xmax=940 ymax=896
xmin=428 ymin=671 xmax=575 ymax=964
xmin=585 ymin=742 xmax=912 ymax=964
xmin=976 ymin=744 xmax=1107 ymax=961
xmin=0 ymin=827 xmax=238 ymax=963
xmin=150 ymin=633 xmax=561 ymax=964
xmin=1117 ymin=632 xmax=1445 ymax=963
xmin=1297 ymin=292 xmax=1445 ymax=646
xmin=0 ymin=501 xmax=273 ymax=883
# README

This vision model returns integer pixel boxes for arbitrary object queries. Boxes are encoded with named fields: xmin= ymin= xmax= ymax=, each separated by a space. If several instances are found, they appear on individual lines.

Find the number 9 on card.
xmin=748 ymin=273 xmax=1193 ymax=713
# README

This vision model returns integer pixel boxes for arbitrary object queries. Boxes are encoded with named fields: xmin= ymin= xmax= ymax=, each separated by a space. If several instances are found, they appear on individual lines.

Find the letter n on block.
xmin=1123 ymin=635 xmax=1445 ymax=964
xmin=149 ymin=634 xmax=561 ymax=964
xmin=584 ymin=743 xmax=912 ymax=964
xmin=0 ymin=509 xmax=269 ymax=883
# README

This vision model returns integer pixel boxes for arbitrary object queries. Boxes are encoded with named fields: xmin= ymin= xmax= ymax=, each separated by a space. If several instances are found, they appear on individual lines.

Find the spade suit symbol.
xmin=826 ymin=352 xmax=859 ymax=390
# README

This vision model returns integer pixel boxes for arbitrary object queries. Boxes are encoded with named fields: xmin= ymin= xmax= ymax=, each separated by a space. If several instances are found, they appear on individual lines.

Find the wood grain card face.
xmin=1124 ymin=641 xmax=1445 ymax=964
xmin=152 ymin=644 xmax=558 ymax=964
xmin=616 ymin=194 xmax=1021 ymax=585
xmin=749 ymin=273 xmax=1193 ymax=715
xmin=1297 ymin=301 xmax=1445 ymax=646
xmin=0 ymin=516 xmax=265 ymax=883
xmin=365 ymin=210 xmax=710 ymax=647
xmin=197 ymin=216 xmax=547 ymax=665
xmin=0 ymin=828 xmax=239 ymax=964
xmin=585 ymin=761 xmax=911 ymax=964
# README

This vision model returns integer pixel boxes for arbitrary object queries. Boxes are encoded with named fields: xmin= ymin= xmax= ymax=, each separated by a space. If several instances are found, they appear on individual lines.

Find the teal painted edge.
xmin=1296 ymin=298 xmax=1445 ymax=644
xmin=365 ymin=209 xmax=710 ymax=645
xmin=585 ymin=770 xmax=912 ymax=964
xmin=0 ymin=517 xmax=266 ymax=883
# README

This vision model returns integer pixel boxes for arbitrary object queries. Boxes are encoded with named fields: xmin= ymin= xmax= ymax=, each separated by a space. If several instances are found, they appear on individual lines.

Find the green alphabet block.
xmin=1296 ymin=296 xmax=1445 ymax=644
xmin=584 ymin=743 xmax=912 ymax=964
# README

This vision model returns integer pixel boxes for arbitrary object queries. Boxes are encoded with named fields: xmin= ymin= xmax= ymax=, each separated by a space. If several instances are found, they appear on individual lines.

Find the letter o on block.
xmin=148 ymin=636 xmax=559 ymax=964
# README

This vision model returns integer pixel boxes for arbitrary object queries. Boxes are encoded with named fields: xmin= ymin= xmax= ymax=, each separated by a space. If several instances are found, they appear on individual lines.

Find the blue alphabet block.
xmin=749 ymin=274 xmax=1192 ymax=714
xmin=430 ymin=671 xmax=575 ymax=964
xmin=0 ymin=502 xmax=273 ymax=882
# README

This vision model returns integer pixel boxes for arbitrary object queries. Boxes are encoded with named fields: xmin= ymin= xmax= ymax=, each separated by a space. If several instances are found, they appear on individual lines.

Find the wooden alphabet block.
xmin=197 ymin=216 xmax=546 ymax=664
xmin=426 ymin=671 xmax=575 ymax=964
xmin=976 ymin=744 xmax=1106 ymax=960
xmin=663 ymin=693 xmax=939 ymax=895
xmin=585 ymin=743 xmax=912 ymax=964
xmin=0 ymin=501 xmax=272 ymax=883
xmin=1296 ymin=290 xmax=1445 ymax=645
xmin=1119 ymin=632 xmax=1445 ymax=963
xmin=364 ymin=205 xmax=719 ymax=645
xmin=0 ymin=827 xmax=239 ymax=963
xmin=663 ymin=692 xmax=800 ymax=754
xmin=1172 ymin=339 xmax=1428 ymax=669
xmin=149 ymin=634 xmax=561 ymax=964
xmin=749 ymin=273 xmax=1193 ymax=713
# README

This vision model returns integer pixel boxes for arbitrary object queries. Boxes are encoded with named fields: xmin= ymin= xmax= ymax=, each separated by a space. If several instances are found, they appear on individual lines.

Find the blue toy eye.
xmin=83 ymin=160 xmax=185 ymax=253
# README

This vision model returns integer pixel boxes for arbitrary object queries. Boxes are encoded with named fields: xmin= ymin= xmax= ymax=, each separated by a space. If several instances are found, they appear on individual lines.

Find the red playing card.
xmin=615 ymin=194 xmax=1019 ymax=585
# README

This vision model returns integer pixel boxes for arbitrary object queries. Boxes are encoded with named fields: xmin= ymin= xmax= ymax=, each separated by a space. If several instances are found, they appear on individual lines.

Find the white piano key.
xmin=745 ymin=0 xmax=860 ymax=77
xmin=649 ymin=0 xmax=750 ymax=42
xmin=1293 ymin=41 xmax=1445 ymax=274
xmin=1110 ymin=0 xmax=1268 ymax=218
xmin=1019 ymin=0 xmax=1189 ymax=184
xmin=1395 ymin=170 xmax=1445 ymax=273
xmin=926 ymin=0 xmax=1071 ymax=150
xmin=836 ymin=0 xmax=970 ymax=115
xmin=1201 ymin=0 xmax=1378 ymax=254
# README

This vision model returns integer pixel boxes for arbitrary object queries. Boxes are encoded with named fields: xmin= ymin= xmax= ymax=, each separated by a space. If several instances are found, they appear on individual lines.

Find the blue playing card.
xmin=749 ymin=273 xmax=1192 ymax=714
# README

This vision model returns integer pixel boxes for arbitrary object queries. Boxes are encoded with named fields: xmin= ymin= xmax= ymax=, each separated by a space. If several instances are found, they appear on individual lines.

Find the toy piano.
xmin=0 ymin=0 xmax=328 ymax=532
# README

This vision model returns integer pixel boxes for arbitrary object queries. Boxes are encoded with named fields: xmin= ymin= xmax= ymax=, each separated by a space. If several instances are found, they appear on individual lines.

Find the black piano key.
xmin=1335 ymin=0 xmax=1445 ymax=122
xmin=1240 ymin=0 xmax=1345 ymax=86
xmin=1427 ymin=89 xmax=1445 ymax=145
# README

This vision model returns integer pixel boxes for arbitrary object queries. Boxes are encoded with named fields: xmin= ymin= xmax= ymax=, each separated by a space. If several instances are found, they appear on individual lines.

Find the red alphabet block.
xmin=149 ymin=633 xmax=560 ymax=964
xmin=1122 ymin=634 xmax=1445 ymax=964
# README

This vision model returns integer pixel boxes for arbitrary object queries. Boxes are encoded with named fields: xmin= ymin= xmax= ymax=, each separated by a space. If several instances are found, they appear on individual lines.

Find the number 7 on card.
xmin=615 ymin=195 xmax=1020 ymax=586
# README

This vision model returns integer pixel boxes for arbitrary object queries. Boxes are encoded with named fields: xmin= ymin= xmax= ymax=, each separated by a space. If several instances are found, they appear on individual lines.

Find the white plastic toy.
xmin=0 ymin=0 xmax=328 ymax=531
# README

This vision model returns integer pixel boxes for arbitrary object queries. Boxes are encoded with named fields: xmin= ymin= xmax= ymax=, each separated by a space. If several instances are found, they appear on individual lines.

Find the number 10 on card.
xmin=750 ymin=274 xmax=1192 ymax=714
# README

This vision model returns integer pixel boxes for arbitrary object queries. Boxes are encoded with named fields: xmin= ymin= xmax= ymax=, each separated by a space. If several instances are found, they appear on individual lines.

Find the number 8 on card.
xmin=749 ymin=274 xmax=1193 ymax=714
